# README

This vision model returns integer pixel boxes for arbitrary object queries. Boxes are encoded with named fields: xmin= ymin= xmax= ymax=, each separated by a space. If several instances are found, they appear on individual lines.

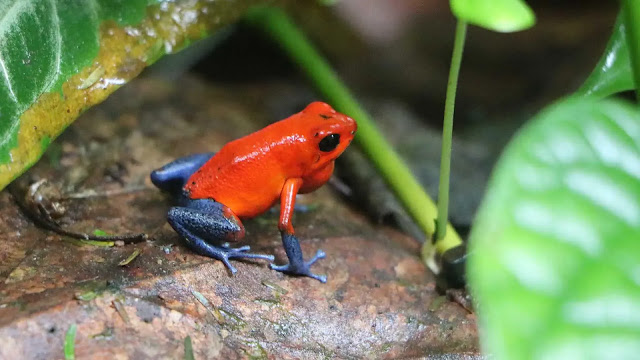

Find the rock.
xmin=0 ymin=76 xmax=479 ymax=359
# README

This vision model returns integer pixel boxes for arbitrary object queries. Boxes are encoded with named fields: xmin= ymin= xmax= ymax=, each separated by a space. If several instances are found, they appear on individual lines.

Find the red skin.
xmin=184 ymin=102 xmax=357 ymax=235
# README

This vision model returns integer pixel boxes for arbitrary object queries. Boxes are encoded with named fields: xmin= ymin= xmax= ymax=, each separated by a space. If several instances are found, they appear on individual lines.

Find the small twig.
xmin=36 ymin=202 xmax=146 ymax=242
xmin=118 ymin=249 xmax=142 ymax=266
xmin=112 ymin=299 xmax=130 ymax=325
xmin=191 ymin=289 xmax=225 ymax=323
xmin=328 ymin=176 xmax=353 ymax=197
xmin=9 ymin=182 xmax=148 ymax=243
xmin=62 ymin=185 xmax=148 ymax=199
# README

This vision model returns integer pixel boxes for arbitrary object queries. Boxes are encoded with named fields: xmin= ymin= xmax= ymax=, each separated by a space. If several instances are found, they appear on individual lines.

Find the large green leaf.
xmin=0 ymin=0 xmax=153 ymax=160
xmin=450 ymin=0 xmax=535 ymax=32
xmin=468 ymin=98 xmax=640 ymax=359
xmin=0 ymin=0 xmax=272 ymax=191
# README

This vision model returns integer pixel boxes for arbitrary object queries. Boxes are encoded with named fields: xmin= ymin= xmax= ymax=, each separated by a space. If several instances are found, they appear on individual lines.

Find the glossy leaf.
xmin=622 ymin=0 xmax=640 ymax=100
xmin=0 ymin=0 xmax=155 ymax=164
xmin=450 ymin=0 xmax=535 ymax=33
xmin=576 ymin=13 xmax=634 ymax=98
xmin=0 ymin=0 xmax=272 ymax=191
xmin=469 ymin=98 xmax=640 ymax=359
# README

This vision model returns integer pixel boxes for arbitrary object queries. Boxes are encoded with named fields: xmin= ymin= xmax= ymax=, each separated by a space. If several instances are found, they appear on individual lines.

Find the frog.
xmin=150 ymin=101 xmax=357 ymax=282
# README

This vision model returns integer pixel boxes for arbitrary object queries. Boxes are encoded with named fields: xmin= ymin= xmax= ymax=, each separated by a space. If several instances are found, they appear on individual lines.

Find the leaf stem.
xmin=436 ymin=21 xmax=467 ymax=242
xmin=246 ymin=7 xmax=463 ymax=262
xmin=623 ymin=0 xmax=640 ymax=103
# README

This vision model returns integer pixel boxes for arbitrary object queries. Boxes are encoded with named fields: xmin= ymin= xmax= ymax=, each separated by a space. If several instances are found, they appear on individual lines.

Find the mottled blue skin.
xmin=150 ymin=153 xmax=326 ymax=282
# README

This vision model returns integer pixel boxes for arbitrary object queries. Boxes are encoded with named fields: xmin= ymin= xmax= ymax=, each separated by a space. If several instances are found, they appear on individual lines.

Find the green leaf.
xmin=0 ymin=0 xmax=155 ymax=163
xmin=450 ymin=0 xmax=535 ymax=32
xmin=64 ymin=324 xmax=77 ymax=360
xmin=469 ymin=98 xmax=640 ymax=359
xmin=0 ymin=0 xmax=277 ymax=191
xmin=92 ymin=229 xmax=109 ymax=236
xmin=184 ymin=336 xmax=195 ymax=360
xmin=576 ymin=13 xmax=634 ymax=98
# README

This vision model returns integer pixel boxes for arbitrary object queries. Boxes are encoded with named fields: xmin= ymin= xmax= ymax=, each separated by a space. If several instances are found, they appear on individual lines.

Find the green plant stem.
xmin=623 ymin=0 xmax=640 ymax=103
xmin=436 ymin=21 xmax=467 ymax=241
xmin=246 ymin=7 xmax=463 ymax=256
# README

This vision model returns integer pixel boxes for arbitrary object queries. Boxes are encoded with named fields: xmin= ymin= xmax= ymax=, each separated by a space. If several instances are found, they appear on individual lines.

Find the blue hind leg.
xmin=168 ymin=198 xmax=274 ymax=274
xmin=150 ymin=152 xmax=214 ymax=195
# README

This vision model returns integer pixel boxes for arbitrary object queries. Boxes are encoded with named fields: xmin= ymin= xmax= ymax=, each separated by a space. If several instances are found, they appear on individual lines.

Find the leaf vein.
xmin=44 ymin=0 xmax=61 ymax=92
xmin=0 ymin=112 xmax=21 ymax=152
xmin=0 ymin=49 xmax=17 ymax=103
xmin=601 ymin=106 xmax=640 ymax=154
xmin=0 ymin=0 xmax=32 ymax=38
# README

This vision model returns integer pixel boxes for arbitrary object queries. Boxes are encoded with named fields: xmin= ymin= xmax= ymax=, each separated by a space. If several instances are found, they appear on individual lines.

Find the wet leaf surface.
xmin=576 ymin=12 xmax=634 ymax=98
xmin=469 ymin=98 xmax=640 ymax=359
xmin=0 ymin=76 xmax=479 ymax=359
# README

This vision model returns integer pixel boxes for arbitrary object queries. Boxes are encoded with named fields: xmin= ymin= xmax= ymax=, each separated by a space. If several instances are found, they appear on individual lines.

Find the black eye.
xmin=319 ymin=133 xmax=340 ymax=152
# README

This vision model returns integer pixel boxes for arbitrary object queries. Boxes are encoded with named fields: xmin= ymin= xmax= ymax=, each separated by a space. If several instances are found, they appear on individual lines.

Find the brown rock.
xmin=0 ymin=77 xmax=479 ymax=359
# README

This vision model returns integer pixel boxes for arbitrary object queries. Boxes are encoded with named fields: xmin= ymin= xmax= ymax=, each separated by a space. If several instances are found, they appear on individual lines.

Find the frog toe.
xmin=226 ymin=247 xmax=275 ymax=262
xmin=269 ymin=262 xmax=327 ymax=283
xmin=307 ymin=249 xmax=326 ymax=266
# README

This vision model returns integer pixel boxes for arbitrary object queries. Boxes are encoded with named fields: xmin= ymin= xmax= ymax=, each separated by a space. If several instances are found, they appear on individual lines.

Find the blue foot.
xmin=270 ymin=232 xmax=327 ymax=283
xmin=270 ymin=249 xmax=327 ymax=283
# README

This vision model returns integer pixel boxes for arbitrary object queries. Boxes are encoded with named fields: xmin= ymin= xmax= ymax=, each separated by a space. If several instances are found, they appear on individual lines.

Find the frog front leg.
xmin=270 ymin=178 xmax=327 ymax=283
xmin=168 ymin=198 xmax=274 ymax=274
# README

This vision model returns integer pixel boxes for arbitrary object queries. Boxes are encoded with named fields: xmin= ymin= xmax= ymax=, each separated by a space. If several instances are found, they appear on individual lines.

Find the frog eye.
xmin=319 ymin=133 xmax=340 ymax=152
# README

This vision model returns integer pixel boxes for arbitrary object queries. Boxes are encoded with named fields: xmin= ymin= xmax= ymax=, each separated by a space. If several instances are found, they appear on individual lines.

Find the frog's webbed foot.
xmin=270 ymin=233 xmax=327 ymax=283
xmin=270 ymin=250 xmax=327 ymax=283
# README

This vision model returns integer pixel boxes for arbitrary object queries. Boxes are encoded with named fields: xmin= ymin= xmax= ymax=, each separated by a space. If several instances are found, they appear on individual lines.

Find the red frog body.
xmin=151 ymin=102 xmax=357 ymax=282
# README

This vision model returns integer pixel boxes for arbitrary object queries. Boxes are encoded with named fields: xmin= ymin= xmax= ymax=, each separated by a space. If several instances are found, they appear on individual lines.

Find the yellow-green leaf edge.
xmin=0 ymin=0 xmax=276 ymax=191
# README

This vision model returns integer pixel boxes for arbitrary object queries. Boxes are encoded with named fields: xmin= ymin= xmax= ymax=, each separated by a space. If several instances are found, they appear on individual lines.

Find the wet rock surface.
xmin=0 ymin=77 xmax=479 ymax=359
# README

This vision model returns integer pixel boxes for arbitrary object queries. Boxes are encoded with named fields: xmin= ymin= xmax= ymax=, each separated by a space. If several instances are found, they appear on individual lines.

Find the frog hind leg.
xmin=167 ymin=198 xmax=274 ymax=274
xmin=150 ymin=152 xmax=215 ymax=196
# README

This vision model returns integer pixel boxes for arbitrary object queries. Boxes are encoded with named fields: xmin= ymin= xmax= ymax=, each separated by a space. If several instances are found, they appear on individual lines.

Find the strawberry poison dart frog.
xmin=150 ymin=102 xmax=357 ymax=282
